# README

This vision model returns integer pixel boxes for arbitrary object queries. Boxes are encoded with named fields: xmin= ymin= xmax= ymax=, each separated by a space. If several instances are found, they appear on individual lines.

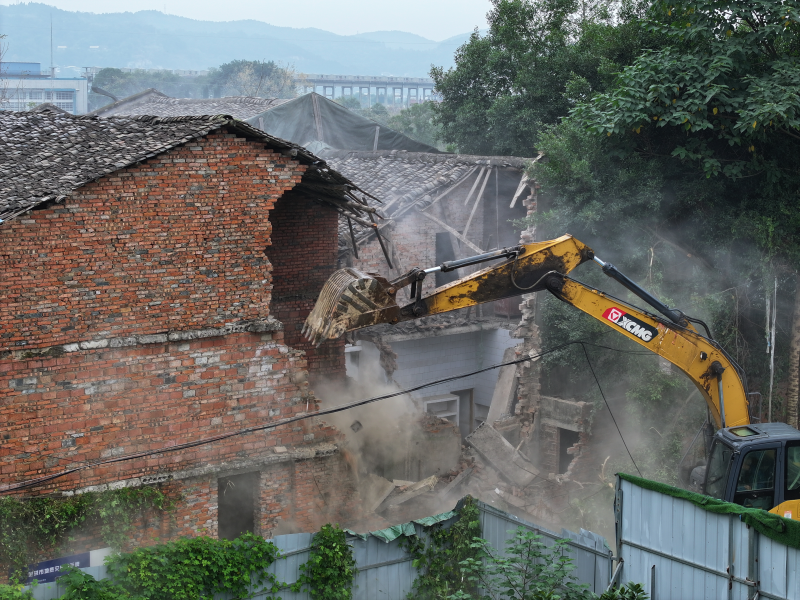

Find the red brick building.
xmin=0 ymin=110 xmax=374 ymax=541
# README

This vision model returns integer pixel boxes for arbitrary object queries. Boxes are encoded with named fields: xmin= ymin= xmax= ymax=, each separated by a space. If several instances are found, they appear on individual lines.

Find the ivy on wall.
xmin=400 ymin=496 xmax=483 ymax=599
xmin=0 ymin=488 xmax=174 ymax=582
xmin=294 ymin=523 xmax=358 ymax=600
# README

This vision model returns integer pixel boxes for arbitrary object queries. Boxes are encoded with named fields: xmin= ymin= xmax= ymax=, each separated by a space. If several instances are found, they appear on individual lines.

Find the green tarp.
xmin=619 ymin=473 xmax=800 ymax=550
xmin=345 ymin=509 xmax=457 ymax=543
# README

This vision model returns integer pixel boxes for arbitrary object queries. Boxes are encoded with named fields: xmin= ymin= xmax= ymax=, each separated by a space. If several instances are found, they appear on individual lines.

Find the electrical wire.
xmin=1 ymin=339 xmax=649 ymax=495
xmin=579 ymin=343 xmax=643 ymax=477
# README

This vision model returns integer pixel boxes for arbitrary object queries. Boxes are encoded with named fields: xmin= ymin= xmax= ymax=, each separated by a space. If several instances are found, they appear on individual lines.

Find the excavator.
xmin=303 ymin=234 xmax=800 ymax=522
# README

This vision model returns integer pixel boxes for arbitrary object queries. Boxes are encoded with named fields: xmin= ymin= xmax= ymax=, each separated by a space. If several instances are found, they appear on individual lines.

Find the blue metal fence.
xmin=616 ymin=476 xmax=800 ymax=600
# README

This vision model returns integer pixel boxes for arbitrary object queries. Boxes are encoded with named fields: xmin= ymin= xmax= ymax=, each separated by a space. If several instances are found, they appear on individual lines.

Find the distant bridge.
xmin=296 ymin=74 xmax=436 ymax=106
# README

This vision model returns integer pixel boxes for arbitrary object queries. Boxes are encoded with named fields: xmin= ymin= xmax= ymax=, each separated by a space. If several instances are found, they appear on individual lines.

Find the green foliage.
xmin=0 ymin=488 xmax=172 ymax=583
xmin=598 ymin=582 xmax=648 ymax=600
xmin=430 ymin=0 xmax=667 ymax=156
xmin=360 ymin=102 xmax=391 ymax=126
xmin=0 ymin=582 xmax=35 ymax=599
xmin=387 ymin=102 xmax=442 ymax=148
xmin=400 ymin=496 xmax=482 ymax=599
xmin=572 ymin=0 xmax=800 ymax=178
xmin=105 ymin=533 xmax=282 ymax=600
xmin=93 ymin=60 xmax=298 ymax=105
xmin=294 ymin=524 xmax=357 ymax=600
xmin=57 ymin=567 xmax=140 ymax=600
xmin=335 ymin=96 xmax=363 ymax=110
xmin=449 ymin=528 xmax=595 ymax=600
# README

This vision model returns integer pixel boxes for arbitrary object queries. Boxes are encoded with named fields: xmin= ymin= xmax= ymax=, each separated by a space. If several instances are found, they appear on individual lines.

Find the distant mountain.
xmin=0 ymin=3 xmax=475 ymax=77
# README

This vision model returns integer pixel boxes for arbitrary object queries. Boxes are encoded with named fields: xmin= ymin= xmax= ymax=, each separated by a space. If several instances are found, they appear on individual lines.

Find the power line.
xmin=580 ymin=343 xmax=643 ymax=477
xmin=1 ymin=339 xmax=651 ymax=494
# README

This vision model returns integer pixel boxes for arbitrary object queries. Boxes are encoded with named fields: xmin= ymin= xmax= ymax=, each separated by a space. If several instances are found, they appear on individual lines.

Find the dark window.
xmin=734 ymin=448 xmax=776 ymax=510
xmin=218 ymin=471 xmax=259 ymax=540
xmin=435 ymin=232 xmax=459 ymax=288
xmin=786 ymin=443 xmax=800 ymax=501
xmin=558 ymin=429 xmax=580 ymax=474
xmin=705 ymin=440 xmax=733 ymax=499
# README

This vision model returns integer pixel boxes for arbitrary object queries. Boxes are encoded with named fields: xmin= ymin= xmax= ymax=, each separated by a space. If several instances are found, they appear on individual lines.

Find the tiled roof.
xmin=90 ymin=89 xmax=291 ymax=119
xmin=322 ymin=149 xmax=528 ymax=248
xmin=325 ymin=150 xmax=527 ymax=218
xmin=0 ymin=111 xmax=377 ymax=224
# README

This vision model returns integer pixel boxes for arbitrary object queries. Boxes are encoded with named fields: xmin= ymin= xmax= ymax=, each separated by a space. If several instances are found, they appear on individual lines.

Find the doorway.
xmin=558 ymin=429 xmax=581 ymax=474
xmin=218 ymin=471 xmax=259 ymax=540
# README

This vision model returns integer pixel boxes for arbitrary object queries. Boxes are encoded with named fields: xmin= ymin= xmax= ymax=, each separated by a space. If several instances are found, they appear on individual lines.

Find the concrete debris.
xmin=486 ymin=346 xmax=519 ymax=424
xmin=494 ymin=487 xmax=527 ymax=508
xmin=350 ymin=420 xmax=363 ymax=433
xmin=439 ymin=467 xmax=473 ymax=499
xmin=465 ymin=423 xmax=539 ymax=488
xmin=379 ymin=474 xmax=438 ymax=509
xmin=359 ymin=473 xmax=397 ymax=513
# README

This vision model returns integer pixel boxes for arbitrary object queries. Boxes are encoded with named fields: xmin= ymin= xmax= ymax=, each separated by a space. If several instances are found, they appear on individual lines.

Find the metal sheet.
xmin=619 ymin=477 xmax=800 ymax=600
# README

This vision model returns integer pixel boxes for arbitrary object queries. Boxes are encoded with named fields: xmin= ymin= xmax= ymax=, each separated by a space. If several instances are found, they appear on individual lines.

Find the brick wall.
xmin=0 ymin=130 xmax=360 ymax=553
xmin=0 ymin=331 xmax=343 ymax=488
xmin=0 ymin=131 xmax=306 ymax=352
xmin=267 ymin=191 xmax=345 ymax=382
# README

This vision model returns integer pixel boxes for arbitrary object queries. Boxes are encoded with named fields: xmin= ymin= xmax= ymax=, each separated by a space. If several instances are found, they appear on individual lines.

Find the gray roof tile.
xmin=90 ymin=89 xmax=290 ymax=119
xmin=0 ymin=111 xmax=376 ymax=224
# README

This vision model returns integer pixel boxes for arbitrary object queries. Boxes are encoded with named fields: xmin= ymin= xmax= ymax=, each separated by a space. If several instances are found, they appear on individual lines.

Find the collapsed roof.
xmin=321 ymin=149 xmax=533 ymax=254
xmin=90 ymin=91 xmax=439 ymax=154
xmin=0 ymin=111 xmax=379 ymax=225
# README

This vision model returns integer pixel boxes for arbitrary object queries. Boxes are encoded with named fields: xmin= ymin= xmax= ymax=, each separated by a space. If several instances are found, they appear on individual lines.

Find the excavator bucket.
xmin=305 ymin=234 xmax=595 ymax=345
xmin=303 ymin=268 xmax=399 ymax=346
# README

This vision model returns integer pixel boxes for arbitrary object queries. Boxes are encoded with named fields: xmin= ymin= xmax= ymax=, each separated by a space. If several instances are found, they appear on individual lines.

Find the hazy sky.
xmin=0 ymin=0 xmax=492 ymax=40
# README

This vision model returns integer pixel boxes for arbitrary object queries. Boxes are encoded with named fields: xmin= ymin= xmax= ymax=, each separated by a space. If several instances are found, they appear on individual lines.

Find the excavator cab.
xmin=699 ymin=424 xmax=800 ymax=517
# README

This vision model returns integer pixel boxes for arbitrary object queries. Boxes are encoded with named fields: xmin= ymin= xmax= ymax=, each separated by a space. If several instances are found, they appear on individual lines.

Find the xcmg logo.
xmin=602 ymin=307 xmax=658 ymax=342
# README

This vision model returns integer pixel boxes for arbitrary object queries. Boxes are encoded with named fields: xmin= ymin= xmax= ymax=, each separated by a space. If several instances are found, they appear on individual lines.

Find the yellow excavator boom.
xmin=545 ymin=274 xmax=748 ymax=429
xmin=305 ymin=234 xmax=750 ymax=430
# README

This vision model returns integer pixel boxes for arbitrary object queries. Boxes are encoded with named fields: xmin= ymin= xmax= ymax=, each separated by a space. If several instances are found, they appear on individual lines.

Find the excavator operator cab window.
xmin=705 ymin=439 xmax=733 ymax=500
xmin=785 ymin=443 xmax=800 ymax=501
xmin=734 ymin=448 xmax=776 ymax=510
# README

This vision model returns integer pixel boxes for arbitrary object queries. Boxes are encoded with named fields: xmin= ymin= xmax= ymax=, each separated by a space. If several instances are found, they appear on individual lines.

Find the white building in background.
xmin=0 ymin=62 xmax=89 ymax=114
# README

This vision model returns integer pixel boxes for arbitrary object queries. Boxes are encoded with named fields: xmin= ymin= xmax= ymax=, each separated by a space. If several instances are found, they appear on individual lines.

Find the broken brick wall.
xmin=0 ymin=131 xmax=360 ymax=552
xmin=267 ymin=191 xmax=345 ymax=382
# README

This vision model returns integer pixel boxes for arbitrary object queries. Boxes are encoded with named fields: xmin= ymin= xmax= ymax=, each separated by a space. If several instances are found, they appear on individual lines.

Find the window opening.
xmin=705 ymin=440 xmax=733 ymax=499
xmin=218 ymin=471 xmax=259 ymax=540
xmin=734 ymin=448 xmax=776 ymax=510
xmin=558 ymin=428 xmax=580 ymax=474
xmin=451 ymin=389 xmax=474 ymax=440
xmin=786 ymin=443 xmax=800 ymax=501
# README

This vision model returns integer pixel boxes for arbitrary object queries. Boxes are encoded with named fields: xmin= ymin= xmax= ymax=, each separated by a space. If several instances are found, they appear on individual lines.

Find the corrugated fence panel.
xmin=27 ymin=500 xmax=612 ymax=599
xmin=618 ymin=477 xmax=800 ymax=600
xmin=479 ymin=501 xmax=612 ymax=594
xmin=351 ymin=529 xmax=420 ymax=600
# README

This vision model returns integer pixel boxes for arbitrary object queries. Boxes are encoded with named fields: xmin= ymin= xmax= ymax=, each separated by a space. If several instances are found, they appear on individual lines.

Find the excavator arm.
xmin=304 ymin=234 xmax=751 ymax=430
xmin=541 ymin=272 xmax=749 ymax=429
xmin=303 ymin=234 xmax=594 ymax=345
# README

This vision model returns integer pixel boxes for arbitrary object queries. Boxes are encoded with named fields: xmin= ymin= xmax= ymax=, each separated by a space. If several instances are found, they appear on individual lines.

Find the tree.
xmin=91 ymin=60 xmax=299 ymax=103
xmin=334 ymin=96 xmax=362 ymax=110
xmin=430 ymin=0 xmax=665 ymax=156
xmin=387 ymin=101 xmax=441 ymax=148
xmin=533 ymin=0 xmax=800 ymax=425
xmin=205 ymin=60 xmax=298 ymax=98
